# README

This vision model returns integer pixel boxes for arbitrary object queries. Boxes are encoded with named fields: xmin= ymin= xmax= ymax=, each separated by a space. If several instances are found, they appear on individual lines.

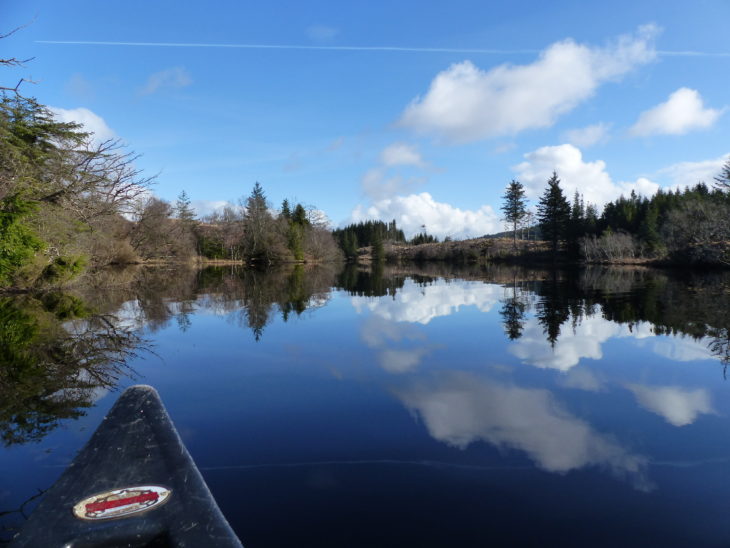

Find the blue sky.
xmin=3 ymin=0 xmax=729 ymax=237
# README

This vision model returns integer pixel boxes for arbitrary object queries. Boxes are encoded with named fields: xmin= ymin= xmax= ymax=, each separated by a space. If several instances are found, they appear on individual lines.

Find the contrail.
xmin=33 ymin=40 xmax=539 ymax=55
xmin=36 ymin=40 xmax=730 ymax=57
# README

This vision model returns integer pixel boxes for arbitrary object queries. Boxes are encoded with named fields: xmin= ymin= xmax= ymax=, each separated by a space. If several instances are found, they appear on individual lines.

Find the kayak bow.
xmin=11 ymin=385 xmax=243 ymax=547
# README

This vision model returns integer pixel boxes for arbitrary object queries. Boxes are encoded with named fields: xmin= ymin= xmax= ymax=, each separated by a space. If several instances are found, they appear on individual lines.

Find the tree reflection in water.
xmin=0 ymin=292 xmax=143 ymax=447
xmin=2 ymin=263 xmax=727 ymax=449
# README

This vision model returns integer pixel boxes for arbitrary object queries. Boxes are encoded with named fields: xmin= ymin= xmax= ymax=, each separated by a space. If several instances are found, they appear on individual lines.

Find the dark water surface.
xmin=2 ymin=264 xmax=730 ymax=546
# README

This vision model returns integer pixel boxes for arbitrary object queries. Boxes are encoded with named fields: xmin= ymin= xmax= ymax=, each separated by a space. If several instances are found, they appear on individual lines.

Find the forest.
xmin=501 ymin=169 xmax=730 ymax=266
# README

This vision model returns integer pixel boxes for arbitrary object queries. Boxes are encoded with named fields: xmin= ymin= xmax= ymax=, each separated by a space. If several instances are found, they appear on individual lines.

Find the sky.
xmin=3 ymin=0 xmax=729 ymax=238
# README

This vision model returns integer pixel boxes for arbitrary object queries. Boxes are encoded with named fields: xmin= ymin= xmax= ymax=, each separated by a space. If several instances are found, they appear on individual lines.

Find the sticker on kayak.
xmin=72 ymin=485 xmax=171 ymax=521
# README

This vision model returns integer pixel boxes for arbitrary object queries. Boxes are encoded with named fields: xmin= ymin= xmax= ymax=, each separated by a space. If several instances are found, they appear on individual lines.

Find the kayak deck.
xmin=10 ymin=385 xmax=243 ymax=547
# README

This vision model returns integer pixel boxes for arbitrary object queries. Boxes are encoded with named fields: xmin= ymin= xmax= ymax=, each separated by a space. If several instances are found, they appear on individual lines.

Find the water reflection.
xmin=625 ymin=384 xmax=714 ymax=427
xmin=0 ymin=293 xmax=141 ymax=447
xmin=3 ymin=262 xmax=730 ymax=546
xmin=0 ymin=264 xmax=340 ymax=449
xmin=395 ymin=372 xmax=650 ymax=489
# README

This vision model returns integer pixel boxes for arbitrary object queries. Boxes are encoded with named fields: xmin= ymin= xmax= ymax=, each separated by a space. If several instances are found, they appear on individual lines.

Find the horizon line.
xmin=35 ymin=40 xmax=730 ymax=57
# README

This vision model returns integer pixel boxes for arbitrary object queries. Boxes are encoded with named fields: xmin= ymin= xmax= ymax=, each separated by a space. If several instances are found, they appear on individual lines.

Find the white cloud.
xmin=191 ymin=199 xmax=232 ymax=217
xmin=395 ymin=372 xmax=649 ymax=487
xmin=380 ymin=142 xmax=426 ymax=167
xmin=360 ymin=168 xmax=425 ymax=201
xmin=658 ymin=153 xmax=730 ymax=188
xmin=562 ymin=123 xmax=611 ymax=148
xmin=141 ymin=67 xmax=192 ymax=95
xmin=361 ymin=143 xmax=429 ymax=200
xmin=350 ymin=192 xmax=501 ymax=239
xmin=353 ymin=278 xmax=503 ymax=324
xmin=49 ymin=106 xmax=117 ymax=143
xmin=630 ymin=88 xmax=723 ymax=136
xmin=398 ymin=25 xmax=657 ymax=143
xmin=514 ymin=144 xmax=660 ymax=207
xmin=626 ymin=384 xmax=714 ymax=426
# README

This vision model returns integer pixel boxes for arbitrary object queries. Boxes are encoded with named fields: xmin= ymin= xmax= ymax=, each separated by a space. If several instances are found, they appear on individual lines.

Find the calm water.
xmin=1 ymin=264 xmax=730 ymax=546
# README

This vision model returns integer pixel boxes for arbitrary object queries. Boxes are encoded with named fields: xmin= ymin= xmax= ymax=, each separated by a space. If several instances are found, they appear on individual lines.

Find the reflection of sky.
xmin=647 ymin=336 xmax=714 ymax=362
xmin=360 ymin=316 xmax=435 ymax=373
xmin=395 ymin=372 xmax=650 ymax=489
xmin=626 ymin=384 xmax=714 ymax=427
xmin=352 ymin=279 xmax=503 ymax=324
xmin=509 ymin=316 xmax=655 ymax=371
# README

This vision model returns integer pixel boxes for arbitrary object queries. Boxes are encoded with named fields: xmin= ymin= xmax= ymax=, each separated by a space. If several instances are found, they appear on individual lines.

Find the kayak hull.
xmin=10 ymin=385 xmax=243 ymax=547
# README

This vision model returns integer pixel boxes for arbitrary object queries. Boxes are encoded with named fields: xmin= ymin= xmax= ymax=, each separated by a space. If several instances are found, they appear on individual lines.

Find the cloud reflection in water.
xmin=395 ymin=372 xmax=651 ymax=489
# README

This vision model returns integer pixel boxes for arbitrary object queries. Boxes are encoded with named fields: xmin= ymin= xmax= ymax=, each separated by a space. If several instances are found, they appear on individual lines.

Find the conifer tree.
xmin=537 ymin=172 xmax=571 ymax=254
xmin=280 ymin=198 xmax=291 ymax=220
xmin=175 ymin=190 xmax=196 ymax=223
xmin=501 ymin=180 xmax=527 ymax=248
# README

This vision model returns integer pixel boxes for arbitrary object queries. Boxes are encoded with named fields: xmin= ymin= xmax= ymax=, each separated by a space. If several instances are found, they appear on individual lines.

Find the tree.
xmin=501 ymin=180 xmax=527 ymax=248
xmin=371 ymin=231 xmax=385 ymax=263
xmin=175 ymin=190 xmax=196 ymax=223
xmin=537 ymin=172 xmax=571 ymax=254
xmin=280 ymin=198 xmax=291 ymax=220
xmin=715 ymin=159 xmax=730 ymax=192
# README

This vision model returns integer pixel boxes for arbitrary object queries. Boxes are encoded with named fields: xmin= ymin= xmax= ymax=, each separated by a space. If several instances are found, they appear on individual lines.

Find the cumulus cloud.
xmin=140 ymin=67 xmax=192 ymax=95
xmin=360 ymin=168 xmax=426 ymax=201
xmin=630 ymin=88 xmax=723 ymax=136
xmin=658 ymin=153 xmax=730 ymax=188
xmin=361 ymin=142 xmax=429 ymax=200
xmin=398 ymin=25 xmax=657 ymax=142
xmin=626 ymin=384 xmax=714 ymax=426
xmin=395 ymin=372 xmax=649 ymax=486
xmin=49 ymin=106 xmax=117 ymax=143
xmin=380 ymin=142 xmax=426 ymax=167
xmin=350 ymin=192 xmax=501 ymax=239
xmin=514 ymin=144 xmax=660 ymax=207
xmin=191 ymin=199 xmax=233 ymax=218
xmin=562 ymin=122 xmax=611 ymax=148
xmin=352 ymin=278 xmax=502 ymax=324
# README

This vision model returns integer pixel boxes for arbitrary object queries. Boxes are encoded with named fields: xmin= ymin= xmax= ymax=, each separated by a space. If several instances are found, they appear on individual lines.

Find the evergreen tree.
xmin=372 ymin=231 xmax=385 ymax=263
xmin=537 ymin=172 xmax=571 ymax=253
xmin=292 ymin=203 xmax=308 ymax=226
xmin=242 ymin=182 xmax=273 ymax=261
xmin=280 ymin=198 xmax=291 ymax=220
xmin=500 ymin=180 xmax=527 ymax=248
xmin=174 ymin=190 xmax=196 ymax=223
xmin=714 ymin=159 xmax=730 ymax=192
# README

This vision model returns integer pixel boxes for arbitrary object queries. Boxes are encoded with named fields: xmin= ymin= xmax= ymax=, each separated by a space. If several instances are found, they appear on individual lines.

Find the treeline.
xmin=136 ymin=184 xmax=341 ymax=265
xmin=333 ymin=219 xmax=442 ymax=261
xmin=333 ymin=220 xmax=406 ymax=259
xmin=0 ymin=94 xmax=154 ymax=288
xmin=503 ymin=168 xmax=730 ymax=266
xmin=0 ymin=91 xmax=340 ymax=288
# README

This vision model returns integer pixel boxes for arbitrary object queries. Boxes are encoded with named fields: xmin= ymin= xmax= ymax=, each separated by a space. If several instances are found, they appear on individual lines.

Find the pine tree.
xmin=501 ymin=180 xmax=527 ymax=248
xmin=537 ymin=172 xmax=571 ymax=254
xmin=280 ymin=198 xmax=291 ymax=220
xmin=175 ymin=190 xmax=196 ymax=223
xmin=372 ymin=231 xmax=385 ymax=263
xmin=715 ymin=159 xmax=730 ymax=192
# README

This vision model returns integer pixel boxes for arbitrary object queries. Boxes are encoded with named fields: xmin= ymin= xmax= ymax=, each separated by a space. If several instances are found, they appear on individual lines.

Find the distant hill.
xmin=483 ymin=225 xmax=542 ymax=240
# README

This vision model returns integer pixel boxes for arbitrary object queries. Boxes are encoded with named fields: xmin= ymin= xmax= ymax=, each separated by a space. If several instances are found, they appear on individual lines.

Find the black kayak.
xmin=10 ymin=385 xmax=244 ymax=547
